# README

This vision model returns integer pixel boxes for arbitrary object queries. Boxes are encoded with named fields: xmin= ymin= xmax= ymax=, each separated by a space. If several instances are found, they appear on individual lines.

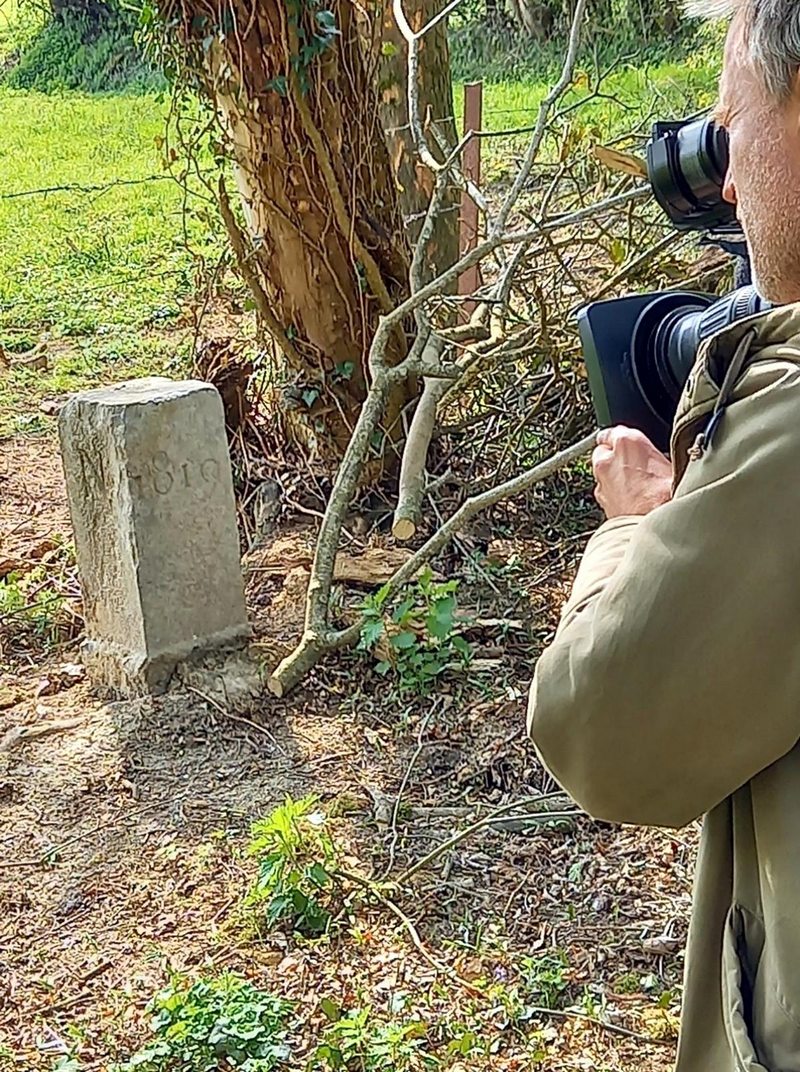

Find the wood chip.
xmin=641 ymin=935 xmax=681 ymax=956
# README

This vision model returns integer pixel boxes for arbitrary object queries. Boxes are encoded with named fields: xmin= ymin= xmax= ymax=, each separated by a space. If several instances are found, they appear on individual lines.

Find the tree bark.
xmin=164 ymin=0 xmax=416 ymax=465
xmin=377 ymin=0 xmax=459 ymax=286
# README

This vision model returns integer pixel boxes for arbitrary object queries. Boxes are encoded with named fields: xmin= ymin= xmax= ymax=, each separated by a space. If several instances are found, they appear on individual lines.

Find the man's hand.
xmin=592 ymin=426 xmax=673 ymax=519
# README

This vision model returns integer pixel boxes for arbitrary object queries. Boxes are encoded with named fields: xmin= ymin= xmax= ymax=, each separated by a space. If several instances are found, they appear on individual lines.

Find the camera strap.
xmin=688 ymin=328 xmax=757 ymax=461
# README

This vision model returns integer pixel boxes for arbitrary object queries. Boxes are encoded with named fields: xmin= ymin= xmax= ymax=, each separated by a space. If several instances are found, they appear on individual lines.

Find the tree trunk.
xmin=165 ymin=0 xmax=415 ymax=466
xmin=377 ymin=0 xmax=459 ymax=286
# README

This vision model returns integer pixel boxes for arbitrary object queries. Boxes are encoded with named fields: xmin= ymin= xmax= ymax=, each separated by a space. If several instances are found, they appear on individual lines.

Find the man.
xmin=528 ymin=3 xmax=800 ymax=1070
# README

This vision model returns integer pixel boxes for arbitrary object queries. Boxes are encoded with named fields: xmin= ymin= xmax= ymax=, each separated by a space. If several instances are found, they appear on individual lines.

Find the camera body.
xmin=580 ymin=116 xmax=770 ymax=444
xmin=578 ymin=291 xmax=712 ymax=451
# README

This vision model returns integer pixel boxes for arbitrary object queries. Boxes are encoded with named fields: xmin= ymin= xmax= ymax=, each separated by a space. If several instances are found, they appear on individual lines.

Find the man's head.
xmin=699 ymin=1 xmax=800 ymax=302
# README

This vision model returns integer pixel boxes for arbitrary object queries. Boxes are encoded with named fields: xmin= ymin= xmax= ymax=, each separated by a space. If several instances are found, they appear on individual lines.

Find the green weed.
xmin=245 ymin=796 xmax=341 ymax=938
xmin=118 ymin=972 xmax=293 ymax=1071
xmin=358 ymin=568 xmax=471 ymax=695
xmin=519 ymin=951 xmax=570 ymax=1011
xmin=313 ymin=1007 xmax=436 ymax=1072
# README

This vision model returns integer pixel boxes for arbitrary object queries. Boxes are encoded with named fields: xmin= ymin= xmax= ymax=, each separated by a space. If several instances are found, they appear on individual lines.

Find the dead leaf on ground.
xmin=0 ymin=686 xmax=22 ymax=710
xmin=0 ymin=556 xmax=27 ymax=579
xmin=35 ymin=663 xmax=85 ymax=697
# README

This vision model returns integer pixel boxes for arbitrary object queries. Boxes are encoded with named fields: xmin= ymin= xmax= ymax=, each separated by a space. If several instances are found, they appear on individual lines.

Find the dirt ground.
xmin=0 ymin=432 xmax=696 ymax=1072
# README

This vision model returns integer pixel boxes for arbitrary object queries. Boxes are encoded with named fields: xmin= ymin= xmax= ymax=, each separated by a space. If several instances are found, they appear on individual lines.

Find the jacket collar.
xmin=671 ymin=301 xmax=800 ymax=481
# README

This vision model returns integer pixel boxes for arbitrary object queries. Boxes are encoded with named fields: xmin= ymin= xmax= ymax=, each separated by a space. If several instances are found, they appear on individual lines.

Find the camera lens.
xmin=630 ymin=285 xmax=768 ymax=427
xmin=646 ymin=117 xmax=736 ymax=231
xmin=630 ymin=292 xmax=714 ymax=425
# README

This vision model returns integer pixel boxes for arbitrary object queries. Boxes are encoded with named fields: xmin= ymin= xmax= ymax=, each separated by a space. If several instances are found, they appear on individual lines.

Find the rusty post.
xmin=458 ymin=81 xmax=483 ymax=317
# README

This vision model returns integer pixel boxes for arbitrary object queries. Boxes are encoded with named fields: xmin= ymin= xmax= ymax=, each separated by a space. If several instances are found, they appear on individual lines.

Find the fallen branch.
xmin=0 ymin=718 xmax=82 ymax=754
xmin=268 ymin=431 xmax=595 ymax=696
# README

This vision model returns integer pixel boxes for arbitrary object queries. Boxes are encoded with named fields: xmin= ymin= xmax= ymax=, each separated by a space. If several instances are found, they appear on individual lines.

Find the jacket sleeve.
xmin=528 ymin=361 xmax=800 ymax=828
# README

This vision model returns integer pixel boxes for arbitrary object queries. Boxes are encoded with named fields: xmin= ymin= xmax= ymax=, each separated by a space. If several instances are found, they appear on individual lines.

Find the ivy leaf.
xmin=316 ymin=8 xmax=339 ymax=33
xmin=265 ymin=75 xmax=288 ymax=97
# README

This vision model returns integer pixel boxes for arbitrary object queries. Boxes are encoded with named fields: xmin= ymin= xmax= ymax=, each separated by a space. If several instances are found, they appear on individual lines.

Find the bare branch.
xmin=384 ymin=186 xmax=649 ymax=331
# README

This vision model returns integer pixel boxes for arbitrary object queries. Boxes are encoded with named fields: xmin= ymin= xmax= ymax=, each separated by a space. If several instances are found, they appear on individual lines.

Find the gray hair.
xmin=685 ymin=0 xmax=800 ymax=98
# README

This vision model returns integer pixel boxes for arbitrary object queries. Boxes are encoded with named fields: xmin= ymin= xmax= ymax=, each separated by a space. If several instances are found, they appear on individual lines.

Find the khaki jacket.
xmin=528 ymin=304 xmax=800 ymax=1071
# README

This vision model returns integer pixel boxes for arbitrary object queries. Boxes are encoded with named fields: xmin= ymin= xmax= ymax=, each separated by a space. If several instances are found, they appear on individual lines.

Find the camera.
xmin=578 ymin=116 xmax=770 ymax=451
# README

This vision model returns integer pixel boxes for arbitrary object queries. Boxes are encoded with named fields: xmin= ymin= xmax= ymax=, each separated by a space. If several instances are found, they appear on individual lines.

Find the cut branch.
xmin=392 ymin=337 xmax=447 ymax=540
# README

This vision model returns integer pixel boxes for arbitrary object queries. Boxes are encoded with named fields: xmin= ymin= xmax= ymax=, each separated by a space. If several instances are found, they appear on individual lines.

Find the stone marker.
xmin=59 ymin=378 xmax=250 ymax=695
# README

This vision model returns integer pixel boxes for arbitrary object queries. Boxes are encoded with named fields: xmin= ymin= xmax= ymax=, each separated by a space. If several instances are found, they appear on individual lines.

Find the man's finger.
xmin=592 ymin=444 xmax=613 ymax=472
xmin=596 ymin=427 xmax=614 ymax=446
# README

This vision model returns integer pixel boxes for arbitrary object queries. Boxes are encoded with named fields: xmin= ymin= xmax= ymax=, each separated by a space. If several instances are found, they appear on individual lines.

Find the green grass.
xmin=0 ymin=88 xmax=218 ymax=435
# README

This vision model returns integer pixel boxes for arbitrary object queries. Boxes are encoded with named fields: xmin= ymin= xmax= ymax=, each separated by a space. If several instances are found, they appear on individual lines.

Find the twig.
xmin=492 ymin=0 xmax=589 ymax=237
xmin=184 ymin=684 xmax=285 ymax=754
xmin=524 ymin=1005 xmax=674 ymax=1046
xmin=32 ymin=962 xmax=114 ymax=1016
xmin=381 ymin=698 xmax=443 ymax=879
xmin=397 ymin=793 xmax=576 ymax=885
xmin=0 ymin=719 xmax=82 ymax=754
xmin=2 ymin=801 xmax=168 ymax=870
xmin=380 ymin=187 xmax=649 ymax=334
xmin=0 ymin=176 xmax=173 ymax=200
xmin=338 ymin=868 xmax=483 ymax=997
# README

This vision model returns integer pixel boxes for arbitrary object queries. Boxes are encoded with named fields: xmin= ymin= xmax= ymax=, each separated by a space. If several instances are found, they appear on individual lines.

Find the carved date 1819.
xmin=131 ymin=452 xmax=221 ymax=497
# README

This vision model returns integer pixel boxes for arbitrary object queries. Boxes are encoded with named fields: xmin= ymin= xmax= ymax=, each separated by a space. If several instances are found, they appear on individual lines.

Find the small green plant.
xmin=246 ymin=796 xmax=339 ymax=937
xmin=358 ymin=569 xmax=471 ymax=695
xmin=119 ymin=972 xmax=293 ymax=1072
xmin=313 ymin=1007 xmax=436 ymax=1072
xmin=519 ymin=952 xmax=570 ymax=1010
xmin=0 ymin=566 xmax=70 ymax=645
